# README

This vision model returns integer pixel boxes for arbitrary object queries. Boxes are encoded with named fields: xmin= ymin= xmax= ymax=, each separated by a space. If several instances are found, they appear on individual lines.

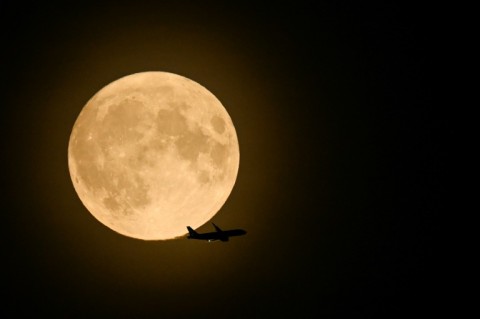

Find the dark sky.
xmin=2 ymin=1 xmax=446 ymax=318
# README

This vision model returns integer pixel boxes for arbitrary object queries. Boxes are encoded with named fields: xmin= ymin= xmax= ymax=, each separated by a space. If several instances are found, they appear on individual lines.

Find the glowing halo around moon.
xmin=68 ymin=72 xmax=240 ymax=240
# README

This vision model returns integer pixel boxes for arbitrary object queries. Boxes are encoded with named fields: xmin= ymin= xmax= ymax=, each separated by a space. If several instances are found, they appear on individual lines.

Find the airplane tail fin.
xmin=187 ymin=226 xmax=198 ymax=236
xmin=212 ymin=223 xmax=222 ymax=232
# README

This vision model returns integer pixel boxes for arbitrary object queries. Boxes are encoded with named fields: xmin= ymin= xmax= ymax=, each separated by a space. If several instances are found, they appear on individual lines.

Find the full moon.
xmin=68 ymin=72 xmax=240 ymax=240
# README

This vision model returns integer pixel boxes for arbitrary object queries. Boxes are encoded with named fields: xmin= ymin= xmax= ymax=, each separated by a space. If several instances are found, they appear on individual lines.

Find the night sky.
xmin=2 ymin=1 xmax=446 ymax=318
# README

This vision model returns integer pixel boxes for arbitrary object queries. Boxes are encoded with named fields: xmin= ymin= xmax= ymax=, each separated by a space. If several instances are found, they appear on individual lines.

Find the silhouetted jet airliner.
xmin=186 ymin=223 xmax=246 ymax=242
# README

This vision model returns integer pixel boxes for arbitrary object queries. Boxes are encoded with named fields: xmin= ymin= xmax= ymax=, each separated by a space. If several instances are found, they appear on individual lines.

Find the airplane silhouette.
xmin=186 ymin=223 xmax=246 ymax=242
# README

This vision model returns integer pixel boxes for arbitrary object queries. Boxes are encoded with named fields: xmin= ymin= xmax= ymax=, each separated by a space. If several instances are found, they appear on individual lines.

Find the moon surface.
xmin=68 ymin=72 xmax=239 ymax=240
